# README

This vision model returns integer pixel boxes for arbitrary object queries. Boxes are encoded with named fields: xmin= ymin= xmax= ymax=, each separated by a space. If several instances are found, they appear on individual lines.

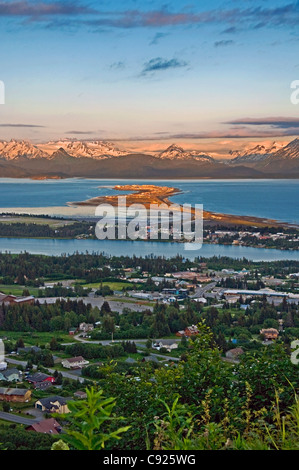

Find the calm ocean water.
xmin=0 ymin=178 xmax=298 ymax=224
xmin=0 ymin=178 xmax=298 ymax=260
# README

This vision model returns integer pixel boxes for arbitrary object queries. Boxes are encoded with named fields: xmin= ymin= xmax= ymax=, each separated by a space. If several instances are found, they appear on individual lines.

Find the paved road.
xmin=6 ymin=358 xmax=84 ymax=382
xmin=73 ymin=334 xmax=180 ymax=362
xmin=0 ymin=411 xmax=38 ymax=425
xmin=191 ymin=282 xmax=217 ymax=298
xmin=73 ymin=334 xmax=150 ymax=345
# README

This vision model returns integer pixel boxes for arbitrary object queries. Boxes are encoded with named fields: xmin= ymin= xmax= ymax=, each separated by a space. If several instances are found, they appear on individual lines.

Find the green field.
xmin=0 ymin=330 xmax=72 ymax=347
xmin=0 ymin=285 xmax=40 ymax=296
xmin=0 ymin=215 xmax=75 ymax=227
xmin=79 ymin=281 xmax=142 ymax=290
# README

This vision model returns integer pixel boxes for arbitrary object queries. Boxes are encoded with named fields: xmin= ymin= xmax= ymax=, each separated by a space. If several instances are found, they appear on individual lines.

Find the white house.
xmin=153 ymin=340 xmax=178 ymax=352
xmin=61 ymin=356 xmax=89 ymax=369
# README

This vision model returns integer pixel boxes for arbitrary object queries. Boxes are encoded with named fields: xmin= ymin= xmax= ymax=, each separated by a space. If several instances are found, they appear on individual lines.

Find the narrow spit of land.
xmin=71 ymin=184 xmax=180 ymax=208
xmin=71 ymin=184 xmax=296 ymax=229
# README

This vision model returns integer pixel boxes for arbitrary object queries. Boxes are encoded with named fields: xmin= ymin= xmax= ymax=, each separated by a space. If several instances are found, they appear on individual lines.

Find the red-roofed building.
xmin=176 ymin=325 xmax=199 ymax=337
xmin=26 ymin=418 xmax=61 ymax=434
xmin=0 ymin=292 xmax=34 ymax=305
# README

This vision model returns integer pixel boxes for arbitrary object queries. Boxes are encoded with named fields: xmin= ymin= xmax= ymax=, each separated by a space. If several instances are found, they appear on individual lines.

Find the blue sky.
xmin=0 ymin=0 xmax=299 ymax=154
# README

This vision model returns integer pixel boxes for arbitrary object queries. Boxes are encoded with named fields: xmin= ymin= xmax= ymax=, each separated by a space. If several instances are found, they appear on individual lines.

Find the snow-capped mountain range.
xmin=228 ymin=139 xmax=299 ymax=171
xmin=0 ymin=139 xmax=217 ymax=162
xmin=0 ymin=138 xmax=299 ymax=178
xmin=0 ymin=140 xmax=49 ymax=160
xmin=0 ymin=138 xmax=298 ymax=164
xmin=0 ymin=139 xmax=129 ymax=160
xmin=266 ymin=138 xmax=299 ymax=161
xmin=229 ymin=142 xmax=284 ymax=164
xmin=40 ymin=139 xmax=129 ymax=159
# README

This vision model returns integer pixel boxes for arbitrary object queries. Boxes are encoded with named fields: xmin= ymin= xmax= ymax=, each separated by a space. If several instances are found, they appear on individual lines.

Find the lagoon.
xmin=0 ymin=237 xmax=299 ymax=261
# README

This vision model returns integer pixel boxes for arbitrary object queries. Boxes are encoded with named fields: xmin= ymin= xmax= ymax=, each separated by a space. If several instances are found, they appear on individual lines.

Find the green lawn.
xmin=51 ymin=351 xmax=146 ymax=372
xmin=0 ymin=330 xmax=72 ymax=347
xmin=0 ymin=216 xmax=75 ymax=227
xmin=0 ymin=284 xmax=40 ymax=296
xmin=79 ymin=281 xmax=141 ymax=290
xmin=0 ymin=419 xmax=20 ymax=427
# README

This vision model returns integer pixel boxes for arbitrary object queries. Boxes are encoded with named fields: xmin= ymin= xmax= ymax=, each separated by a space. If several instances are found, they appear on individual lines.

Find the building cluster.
xmin=220 ymin=288 xmax=299 ymax=306
xmin=205 ymin=229 xmax=299 ymax=247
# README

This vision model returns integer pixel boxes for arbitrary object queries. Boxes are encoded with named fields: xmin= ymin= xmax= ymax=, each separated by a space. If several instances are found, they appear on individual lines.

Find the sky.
xmin=0 ymin=0 xmax=299 ymax=157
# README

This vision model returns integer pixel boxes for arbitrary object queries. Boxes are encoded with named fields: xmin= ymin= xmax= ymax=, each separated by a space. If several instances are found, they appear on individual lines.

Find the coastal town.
xmin=1 ymin=0 xmax=299 ymax=454
xmin=0 ymin=251 xmax=298 ymax=449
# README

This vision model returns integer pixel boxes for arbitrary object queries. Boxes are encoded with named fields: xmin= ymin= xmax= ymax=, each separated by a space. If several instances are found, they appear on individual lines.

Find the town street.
xmin=0 ymin=411 xmax=39 ymax=425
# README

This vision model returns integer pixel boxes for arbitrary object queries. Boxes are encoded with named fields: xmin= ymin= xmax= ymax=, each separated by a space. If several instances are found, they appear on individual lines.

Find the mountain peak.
xmin=0 ymin=139 xmax=48 ymax=160
xmin=39 ymin=139 xmax=128 ymax=159
xmin=159 ymin=144 xmax=214 ymax=162
xmin=269 ymin=137 xmax=299 ymax=161
xmin=166 ymin=143 xmax=184 ymax=151
xmin=286 ymin=137 xmax=299 ymax=147
xmin=230 ymin=141 xmax=285 ymax=164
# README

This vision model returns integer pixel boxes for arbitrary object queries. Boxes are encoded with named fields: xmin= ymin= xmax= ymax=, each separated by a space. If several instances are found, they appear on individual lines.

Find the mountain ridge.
xmin=0 ymin=137 xmax=299 ymax=178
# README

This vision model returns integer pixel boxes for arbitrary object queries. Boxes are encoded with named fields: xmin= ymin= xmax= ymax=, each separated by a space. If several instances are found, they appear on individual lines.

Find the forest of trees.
xmin=59 ymin=324 xmax=299 ymax=451
xmin=0 ymin=252 xmax=298 ymax=287
xmin=0 ymin=221 xmax=94 ymax=239
xmin=0 ymin=298 xmax=96 ymax=332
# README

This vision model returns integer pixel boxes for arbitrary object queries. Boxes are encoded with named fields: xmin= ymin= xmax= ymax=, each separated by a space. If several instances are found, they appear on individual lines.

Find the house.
xmin=27 ymin=372 xmax=55 ymax=387
xmin=192 ymin=297 xmax=207 ymax=304
xmin=35 ymin=396 xmax=70 ymax=414
xmin=162 ymin=288 xmax=177 ymax=295
xmin=74 ymin=390 xmax=87 ymax=399
xmin=79 ymin=323 xmax=94 ymax=333
xmin=26 ymin=418 xmax=62 ymax=434
xmin=0 ymin=293 xmax=16 ymax=304
xmin=225 ymin=348 xmax=244 ymax=361
xmin=0 ymin=292 xmax=34 ymax=306
xmin=153 ymin=340 xmax=178 ymax=352
xmin=35 ymin=381 xmax=54 ymax=391
xmin=0 ymin=368 xmax=21 ymax=382
xmin=12 ymin=296 xmax=35 ymax=305
xmin=61 ymin=356 xmax=89 ymax=369
xmin=68 ymin=328 xmax=77 ymax=336
xmin=17 ymin=346 xmax=41 ymax=355
xmin=260 ymin=328 xmax=279 ymax=341
xmin=142 ymin=356 xmax=159 ymax=363
xmin=176 ymin=325 xmax=199 ymax=337
xmin=0 ymin=387 xmax=31 ymax=402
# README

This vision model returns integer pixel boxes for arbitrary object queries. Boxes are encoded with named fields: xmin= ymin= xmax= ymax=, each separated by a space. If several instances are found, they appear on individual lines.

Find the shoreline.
xmin=0 ymin=235 xmax=297 ymax=251
xmin=70 ymin=183 xmax=299 ymax=230
xmin=70 ymin=184 xmax=182 ymax=208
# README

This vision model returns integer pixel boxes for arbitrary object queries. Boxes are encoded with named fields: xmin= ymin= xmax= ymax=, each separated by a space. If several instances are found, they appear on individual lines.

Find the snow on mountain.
xmin=0 ymin=139 xmax=49 ymax=160
xmin=269 ymin=138 xmax=299 ymax=160
xmin=230 ymin=142 xmax=284 ymax=164
xmin=1 ymin=138 xmax=298 ymax=172
xmin=39 ymin=139 xmax=129 ymax=159
xmin=158 ymin=144 xmax=215 ymax=162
